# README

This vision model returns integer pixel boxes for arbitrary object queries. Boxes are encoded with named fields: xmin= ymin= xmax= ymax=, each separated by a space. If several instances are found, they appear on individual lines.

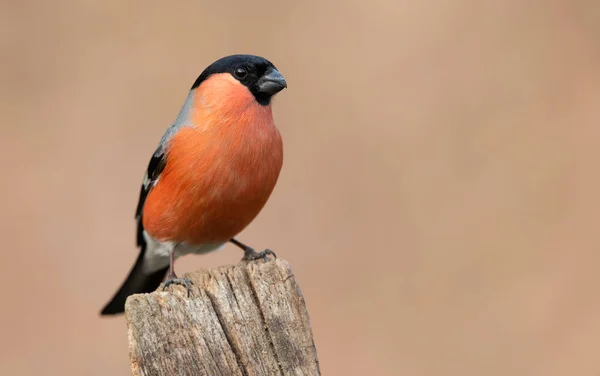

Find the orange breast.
xmin=142 ymin=74 xmax=283 ymax=244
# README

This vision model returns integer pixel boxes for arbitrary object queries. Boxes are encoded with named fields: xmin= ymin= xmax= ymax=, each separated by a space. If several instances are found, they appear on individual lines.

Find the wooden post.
xmin=125 ymin=258 xmax=321 ymax=376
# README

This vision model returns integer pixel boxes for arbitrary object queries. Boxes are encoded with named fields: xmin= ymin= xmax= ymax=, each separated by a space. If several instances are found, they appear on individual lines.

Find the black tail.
xmin=100 ymin=244 xmax=168 ymax=315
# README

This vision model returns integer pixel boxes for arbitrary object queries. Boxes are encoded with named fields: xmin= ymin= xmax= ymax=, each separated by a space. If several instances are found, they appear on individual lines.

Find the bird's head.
xmin=191 ymin=54 xmax=287 ymax=107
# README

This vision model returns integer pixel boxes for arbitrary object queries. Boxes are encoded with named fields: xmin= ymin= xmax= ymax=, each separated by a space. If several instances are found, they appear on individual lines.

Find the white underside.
xmin=142 ymin=230 xmax=226 ymax=273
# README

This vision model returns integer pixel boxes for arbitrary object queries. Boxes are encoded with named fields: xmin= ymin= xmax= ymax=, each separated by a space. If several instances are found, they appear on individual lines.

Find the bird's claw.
xmin=242 ymin=248 xmax=277 ymax=261
xmin=162 ymin=277 xmax=193 ymax=297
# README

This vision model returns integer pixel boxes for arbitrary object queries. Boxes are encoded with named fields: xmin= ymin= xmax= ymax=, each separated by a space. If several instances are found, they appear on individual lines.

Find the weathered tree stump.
xmin=125 ymin=258 xmax=320 ymax=376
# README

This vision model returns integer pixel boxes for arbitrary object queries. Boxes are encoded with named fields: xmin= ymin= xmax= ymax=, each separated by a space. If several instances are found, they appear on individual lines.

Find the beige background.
xmin=2 ymin=0 xmax=600 ymax=375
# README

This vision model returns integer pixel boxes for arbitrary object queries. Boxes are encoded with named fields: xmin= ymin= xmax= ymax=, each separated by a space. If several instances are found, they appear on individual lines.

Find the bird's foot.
xmin=162 ymin=275 xmax=193 ymax=297
xmin=242 ymin=247 xmax=277 ymax=261
xmin=230 ymin=238 xmax=277 ymax=262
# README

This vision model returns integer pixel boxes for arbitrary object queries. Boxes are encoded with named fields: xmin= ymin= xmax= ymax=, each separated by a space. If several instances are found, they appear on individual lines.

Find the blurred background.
xmin=2 ymin=0 xmax=600 ymax=375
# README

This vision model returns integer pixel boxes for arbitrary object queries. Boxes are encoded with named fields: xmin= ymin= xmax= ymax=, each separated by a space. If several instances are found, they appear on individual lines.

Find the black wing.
xmin=135 ymin=148 xmax=167 ymax=246
xmin=100 ymin=148 xmax=168 ymax=315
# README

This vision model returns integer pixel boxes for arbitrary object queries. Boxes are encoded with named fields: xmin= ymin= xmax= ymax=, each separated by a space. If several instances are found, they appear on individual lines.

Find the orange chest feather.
xmin=142 ymin=83 xmax=283 ymax=244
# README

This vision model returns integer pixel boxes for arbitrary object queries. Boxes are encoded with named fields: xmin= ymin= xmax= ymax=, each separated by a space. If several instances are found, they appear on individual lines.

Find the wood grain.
xmin=125 ymin=258 xmax=320 ymax=376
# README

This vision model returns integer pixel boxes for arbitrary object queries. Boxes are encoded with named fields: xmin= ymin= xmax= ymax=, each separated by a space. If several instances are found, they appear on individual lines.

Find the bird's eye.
xmin=234 ymin=67 xmax=248 ymax=79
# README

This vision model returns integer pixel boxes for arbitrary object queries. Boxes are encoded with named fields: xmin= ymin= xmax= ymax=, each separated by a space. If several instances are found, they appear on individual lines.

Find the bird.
xmin=100 ymin=54 xmax=287 ymax=315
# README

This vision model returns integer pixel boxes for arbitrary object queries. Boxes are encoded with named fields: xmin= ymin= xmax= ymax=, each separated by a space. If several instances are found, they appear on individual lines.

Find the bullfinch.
xmin=100 ymin=54 xmax=287 ymax=315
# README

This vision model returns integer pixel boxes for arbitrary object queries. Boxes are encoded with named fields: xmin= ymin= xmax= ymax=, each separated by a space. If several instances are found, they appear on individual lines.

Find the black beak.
xmin=257 ymin=68 xmax=287 ymax=95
